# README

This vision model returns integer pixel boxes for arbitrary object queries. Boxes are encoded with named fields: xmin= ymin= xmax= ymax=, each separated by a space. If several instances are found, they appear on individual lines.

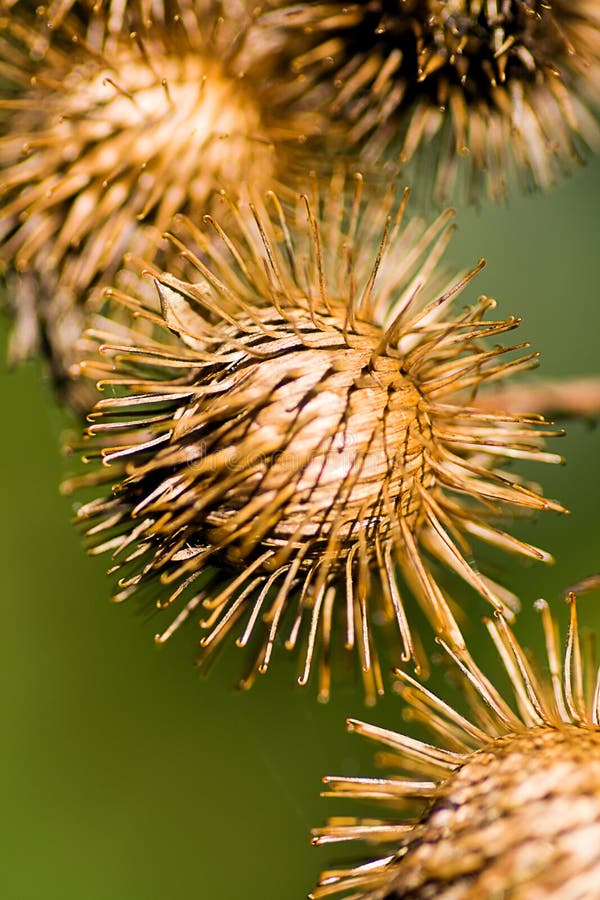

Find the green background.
xmin=1 ymin=156 xmax=599 ymax=900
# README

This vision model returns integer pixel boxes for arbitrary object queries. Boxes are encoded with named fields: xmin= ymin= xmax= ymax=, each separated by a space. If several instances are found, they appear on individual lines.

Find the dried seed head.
xmin=258 ymin=1 xmax=600 ymax=201
xmin=313 ymin=593 xmax=600 ymax=898
xmin=0 ymin=5 xmax=319 ymax=408
xmin=64 ymin=177 xmax=565 ymax=701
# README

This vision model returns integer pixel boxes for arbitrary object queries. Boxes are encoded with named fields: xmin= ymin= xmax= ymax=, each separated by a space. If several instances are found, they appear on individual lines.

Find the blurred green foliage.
xmin=1 ymin=157 xmax=599 ymax=900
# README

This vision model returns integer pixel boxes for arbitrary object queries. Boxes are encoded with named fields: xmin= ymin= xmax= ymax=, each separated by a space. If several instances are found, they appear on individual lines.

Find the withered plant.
xmin=63 ymin=177 xmax=565 ymax=702
xmin=313 ymin=593 xmax=600 ymax=898
xmin=257 ymin=1 xmax=600 ymax=201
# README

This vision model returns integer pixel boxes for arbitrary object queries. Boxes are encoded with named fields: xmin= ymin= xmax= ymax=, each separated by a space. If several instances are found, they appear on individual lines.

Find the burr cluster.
xmin=0 ymin=2 xmax=598 ymax=898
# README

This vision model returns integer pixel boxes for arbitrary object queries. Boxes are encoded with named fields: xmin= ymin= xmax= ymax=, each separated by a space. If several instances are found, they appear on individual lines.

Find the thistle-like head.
xmin=313 ymin=592 xmax=600 ymax=897
xmin=64 ymin=176 xmax=565 ymax=701
xmin=258 ymin=1 xmax=600 ymax=201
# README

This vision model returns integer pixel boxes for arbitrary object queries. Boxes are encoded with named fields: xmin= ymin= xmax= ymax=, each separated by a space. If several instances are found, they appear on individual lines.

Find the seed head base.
xmin=313 ymin=593 xmax=600 ymax=898
xmin=64 ymin=177 xmax=565 ymax=702
xmin=259 ymin=1 xmax=600 ymax=201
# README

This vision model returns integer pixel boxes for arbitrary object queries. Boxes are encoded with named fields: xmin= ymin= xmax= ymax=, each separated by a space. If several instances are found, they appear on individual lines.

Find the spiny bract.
xmin=313 ymin=593 xmax=600 ymax=898
xmin=64 ymin=176 xmax=565 ymax=702
xmin=0 ymin=3 xmax=319 ymax=407
xmin=258 ymin=1 xmax=600 ymax=202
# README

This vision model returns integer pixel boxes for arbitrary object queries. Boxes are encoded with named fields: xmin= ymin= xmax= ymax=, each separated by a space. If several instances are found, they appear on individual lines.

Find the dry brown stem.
xmin=475 ymin=376 xmax=600 ymax=419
